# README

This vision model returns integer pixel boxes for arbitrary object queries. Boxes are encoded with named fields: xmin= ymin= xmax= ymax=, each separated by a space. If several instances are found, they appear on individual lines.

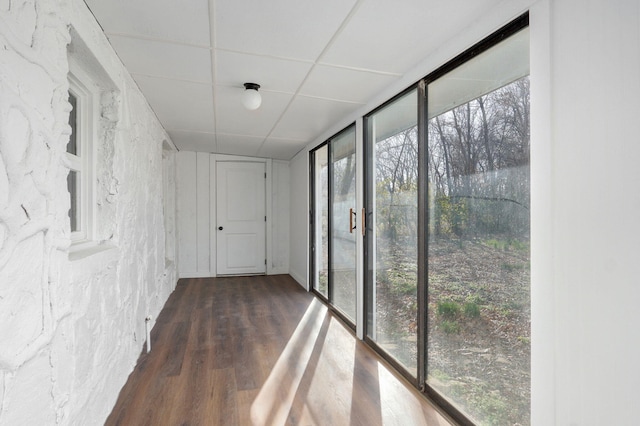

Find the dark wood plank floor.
xmin=105 ymin=275 xmax=452 ymax=426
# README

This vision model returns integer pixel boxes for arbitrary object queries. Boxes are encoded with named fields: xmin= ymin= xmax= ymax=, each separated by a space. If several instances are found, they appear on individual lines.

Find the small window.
xmin=65 ymin=65 xmax=95 ymax=244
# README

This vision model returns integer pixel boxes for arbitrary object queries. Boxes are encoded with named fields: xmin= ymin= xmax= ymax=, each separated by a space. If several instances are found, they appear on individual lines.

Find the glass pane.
xmin=426 ymin=36 xmax=530 ymax=424
xmin=312 ymin=146 xmax=329 ymax=298
xmin=68 ymin=170 xmax=80 ymax=232
xmin=67 ymin=92 xmax=77 ymax=155
xmin=366 ymin=90 xmax=418 ymax=376
xmin=330 ymin=127 xmax=357 ymax=321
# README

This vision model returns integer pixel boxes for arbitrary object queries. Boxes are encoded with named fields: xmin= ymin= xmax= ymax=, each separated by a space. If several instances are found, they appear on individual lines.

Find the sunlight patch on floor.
xmin=378 ymin=362 xmax=428 ymax=425
xmin=302 ymin=318 xmax=356 ymax=423
xmin=250 ymin=298 xmax=326 ymax=425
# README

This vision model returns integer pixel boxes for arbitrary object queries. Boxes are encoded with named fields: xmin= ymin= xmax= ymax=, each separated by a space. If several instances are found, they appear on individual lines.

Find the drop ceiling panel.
xmin=85 ymin=0 xmax=519 ymax=160
xmin=214 ymin=87 xmax=292 ymax=137
xmin=321 ymin=0 xmax=500 ymax=74
xmin=258 ymin=138 xmax=306 ymax=160
xmin=300 ymin=65 xmax=399 ymax=104
xmin=216 ymin=134 xmax=265 ymax=157
xmin=215 ymin=51 xmax=312 ymax=93
xmin=85 ymin=0 xmax=211 ymax=46
xmin=271 ymin=96 xmax=362 ymax=141
xmin=108 ymin=36 xmax=212 ymax=83
xmin=215 ymin=0 xmax=357 ymax=60
xmin=136 ymin=75 xmax=215 ymax=133
xmin=168 ymin=130 xmax=216 ymax=152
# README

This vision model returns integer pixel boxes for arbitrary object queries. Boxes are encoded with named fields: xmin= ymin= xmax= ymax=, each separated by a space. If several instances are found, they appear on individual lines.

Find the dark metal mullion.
xmin=362 ymin=117 xmax=373 ymax=341
xmin=308 ymin=150 xmax=316 ymax=291
xmin=416 ymin=79 xmax=428 ymax=388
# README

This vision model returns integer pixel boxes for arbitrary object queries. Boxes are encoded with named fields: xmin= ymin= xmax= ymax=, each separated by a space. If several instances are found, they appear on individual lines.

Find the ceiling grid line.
xmin=103 ymin=31 xmax=211 ymax=49
xmin=256 ymin=0 xmax=366 ymax=157
xmin=130 ymin=72 xmax=211 ymax=86
xmin=84 ymin=0 xmax=508 ymax=160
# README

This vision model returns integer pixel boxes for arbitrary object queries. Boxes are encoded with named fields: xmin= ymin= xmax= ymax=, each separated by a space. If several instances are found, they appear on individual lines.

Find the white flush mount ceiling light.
xmin=242 ymin=82 xmax=261 ymax=110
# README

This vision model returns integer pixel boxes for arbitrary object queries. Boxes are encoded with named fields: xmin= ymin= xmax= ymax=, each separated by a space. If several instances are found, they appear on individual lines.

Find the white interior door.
xmin=216 ymin=161 xmax=266 ymax=275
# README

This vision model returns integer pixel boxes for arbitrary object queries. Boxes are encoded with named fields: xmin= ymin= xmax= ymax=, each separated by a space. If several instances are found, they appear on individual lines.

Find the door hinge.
xmin=265 ymin=259 xmax=267 ymax=265
xmin=265 ymin=215 xmax=267 ymax=222
xmin=264 ymin=172 xmax=267 ymax=178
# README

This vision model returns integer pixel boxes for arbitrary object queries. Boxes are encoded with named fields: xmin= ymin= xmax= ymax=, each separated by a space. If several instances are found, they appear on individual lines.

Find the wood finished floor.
xmin=105 ymin=275 xmax=452 ymax=426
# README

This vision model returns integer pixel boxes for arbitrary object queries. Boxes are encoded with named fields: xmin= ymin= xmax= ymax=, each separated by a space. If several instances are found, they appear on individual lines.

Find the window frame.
xmin=362 ymin=85 xmax=421 ymax=385
xmin=65 ymin=60 xmax=97 ymax=246
xmin=309 ymin=124 xmax=359 ymax=331
xmin=306 ymin=12 xmax=530 ymax=426
xmin=421 ymin=15 xmax=530 ymax=426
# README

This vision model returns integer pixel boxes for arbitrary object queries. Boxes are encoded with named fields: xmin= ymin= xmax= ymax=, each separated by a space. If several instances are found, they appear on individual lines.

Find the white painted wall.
xmin=0 ymin=0 xmax=177 ymax=424
xmin=176 ymin=153 xmax=289 ymax=278
xmin=271 ymin=160 xmax=291 ymax=274
xmin=288 ymin=150 xmax=309 ymax=289
xmin=534 ymin=1 xmax=640 ymax=424
xmin=289 ymin=0 xmax=640 ymax=424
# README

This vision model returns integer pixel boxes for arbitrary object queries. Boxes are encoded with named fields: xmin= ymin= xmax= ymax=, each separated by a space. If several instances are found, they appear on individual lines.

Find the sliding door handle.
xmin=349 ymin=208 xmax=356 ymax=233
xmin=362 ymin=208 xmax=366 ymax=236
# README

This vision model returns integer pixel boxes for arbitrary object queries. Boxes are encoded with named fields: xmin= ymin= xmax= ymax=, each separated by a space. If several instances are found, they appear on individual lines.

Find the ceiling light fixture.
xmin=242 ymin=82 xmax=261 ymax=110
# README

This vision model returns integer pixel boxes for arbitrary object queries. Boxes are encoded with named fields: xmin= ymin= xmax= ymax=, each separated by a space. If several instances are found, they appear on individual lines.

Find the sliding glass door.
xmin=361 ymin=18 xmax=530 ymax=425
xmin=330 ymin=128 xmax=357 ymax=321
xmin=425 ymin=26 xmax=530 ymax=425
xmin=364 ymin=90 xmax=418 ymax=377
xmin=311 ymin=15 xmax=530 ymax=426
xmin=311 ymin=126 xmax=357 ymax=324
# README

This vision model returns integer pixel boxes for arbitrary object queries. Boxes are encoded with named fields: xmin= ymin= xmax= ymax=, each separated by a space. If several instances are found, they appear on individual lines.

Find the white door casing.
xmin=216 ymin=161 xmax=266 ymax=275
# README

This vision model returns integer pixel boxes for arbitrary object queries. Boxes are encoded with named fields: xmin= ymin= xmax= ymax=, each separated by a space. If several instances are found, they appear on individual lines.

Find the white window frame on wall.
xmin=65 ymin=59 xmax=97 ymax=246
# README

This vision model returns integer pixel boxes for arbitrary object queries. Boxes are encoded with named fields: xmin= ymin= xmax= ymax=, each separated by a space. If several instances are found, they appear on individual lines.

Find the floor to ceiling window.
xmin=425 ymin=24 xmax=530 ymax=426
xmin=364 ymin=90 xmax=419 ymax=377
xmin=311 ymin=126 xmax=357 ymax=325
xmin=310 ymin=14 xmax=529 ymax=425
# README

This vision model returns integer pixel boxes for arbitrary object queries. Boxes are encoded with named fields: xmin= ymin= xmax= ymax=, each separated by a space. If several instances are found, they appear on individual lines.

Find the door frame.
xmin=210 ymin=154 xmax=273 ymax=277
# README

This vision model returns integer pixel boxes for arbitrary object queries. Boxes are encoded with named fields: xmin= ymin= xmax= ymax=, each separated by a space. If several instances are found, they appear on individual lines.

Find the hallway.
xmin=106 ymin=276 xmax=451 ymax=425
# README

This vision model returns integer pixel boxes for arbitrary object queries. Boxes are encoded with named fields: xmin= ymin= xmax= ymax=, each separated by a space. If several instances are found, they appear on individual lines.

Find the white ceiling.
xmin=85 ymin=0 xmax=504 ymax=160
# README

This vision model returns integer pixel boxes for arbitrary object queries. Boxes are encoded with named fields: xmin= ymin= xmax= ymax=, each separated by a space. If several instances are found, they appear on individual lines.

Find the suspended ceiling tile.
xmin=270 ymin=96 xmax=362 ymax=142
xmin=216 ymin=134 xmax=264 ymax=157
xmin=321 ymin=0 xmax=499 ymax=74
xmin=299 ymin=65 xmax=399 ymax=104
xmin=168 ymin=130 xmax=217 ymax=152
xmin=214 ymin=86 xmax=292 ymax=137
xmin=136 ymin=75 xmax=215 ymax=133
xmin=258 ymin=137 xmax=306 ymax=160
xmin=108 ymin=35 xmax=212 ymax=83
xmin=215 ymin=0 xmax=357 ymax=61
xmin=85 ymin=0 xmax=211 ymax=46
xmin=215 ymin=50 xmax=312 ymax=94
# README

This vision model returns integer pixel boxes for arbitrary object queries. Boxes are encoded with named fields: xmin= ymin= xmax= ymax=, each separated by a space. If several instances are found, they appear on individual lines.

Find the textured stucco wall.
xmin=0 ymin=0 xmax=177 ymax=424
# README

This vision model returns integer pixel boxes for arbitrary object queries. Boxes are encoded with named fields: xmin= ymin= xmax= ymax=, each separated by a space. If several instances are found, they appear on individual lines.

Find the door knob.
xmin=218 ymin=226 xmax=223 ymax=231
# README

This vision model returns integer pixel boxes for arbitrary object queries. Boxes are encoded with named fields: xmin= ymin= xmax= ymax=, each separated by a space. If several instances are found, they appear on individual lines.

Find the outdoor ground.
xmin=376 ymin=237 xmax=530 ymax=425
